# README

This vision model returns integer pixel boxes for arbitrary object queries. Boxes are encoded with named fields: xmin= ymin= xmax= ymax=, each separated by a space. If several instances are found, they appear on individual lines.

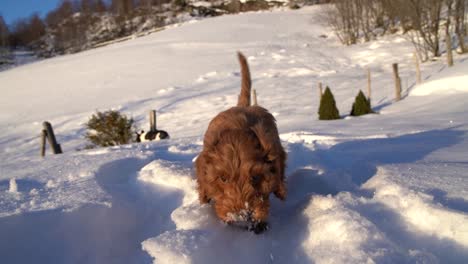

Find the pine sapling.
xmin=350 ymin=90 xmax=373 ymax=116
xmin=318 ymin=86 xmax=340 ymax=120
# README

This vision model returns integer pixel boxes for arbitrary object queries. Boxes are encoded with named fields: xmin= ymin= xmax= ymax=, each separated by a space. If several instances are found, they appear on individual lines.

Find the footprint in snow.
xmin=158 ymin=86 xmax=177 ymax=94
xmin=271 ymin=53 xmax=285 ymax=61
xmin=196 ymin=71 xmax=218 ymax=83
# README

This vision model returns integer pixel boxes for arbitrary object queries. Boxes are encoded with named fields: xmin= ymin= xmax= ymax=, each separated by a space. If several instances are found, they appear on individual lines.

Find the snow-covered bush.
xmin=318 ymin=86 xmax=340 ymax=120
xmin=350 ymin=90 xmax=373 ymax=116
xmin=85 ymin=110 xmax=136 ymax=147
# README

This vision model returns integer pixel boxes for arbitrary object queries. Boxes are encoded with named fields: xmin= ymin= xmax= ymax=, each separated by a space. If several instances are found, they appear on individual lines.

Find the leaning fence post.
xmin=149 ymin=110 xmax=157 ymax=132
xmin=392 ymin=63 xmax=402 ymax=101
xmin=252 ymin=89 xmax=258 ymax=106
xmin=40 ymin=129 xmax=47 ymax=157
xmin=42 ymin=121 xmax=62 ymax=155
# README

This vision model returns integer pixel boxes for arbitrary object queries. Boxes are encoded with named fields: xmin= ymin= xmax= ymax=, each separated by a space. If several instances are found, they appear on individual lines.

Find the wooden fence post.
xmin=318 ymin=82 xmax=323 ymax=99
xmin=149 ymin=110 xmax=157 ymax=132
xmin=252 ymin=89 xmax=258 ymax=106
xmin=367 ymin=68 xmax=371 ymax=105
xmin=392 ymin=63 xmax=402 ymax=101
xmin=413 ymin=53 xmax=422 ymax=85
xmin=40 ymin=129 xmax=47 ymax=157
xmin=42 ymin=121 xmax=62 ymax=155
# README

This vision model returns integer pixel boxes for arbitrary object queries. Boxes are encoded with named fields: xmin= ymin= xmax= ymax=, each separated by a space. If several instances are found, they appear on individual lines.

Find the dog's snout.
xmin=238 ymin=209 xmax=253 ymax=221
xmin=249 ymin=221 xmax=269 ymax=234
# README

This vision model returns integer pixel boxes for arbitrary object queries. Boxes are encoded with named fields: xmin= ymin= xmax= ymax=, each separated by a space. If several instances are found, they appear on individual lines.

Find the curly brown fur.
xmin=195 ymin=52 xmax=286 ymax=228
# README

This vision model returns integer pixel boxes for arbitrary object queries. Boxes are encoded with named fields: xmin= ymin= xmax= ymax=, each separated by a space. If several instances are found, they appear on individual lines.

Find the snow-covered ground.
xmin=1 ymin=5 xmax=467 ymax=264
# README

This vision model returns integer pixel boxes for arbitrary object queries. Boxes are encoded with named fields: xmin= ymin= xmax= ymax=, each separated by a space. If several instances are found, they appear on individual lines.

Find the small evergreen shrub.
xmin=85 ymin=110 xmax=136 ymax=147
xmin=318 ymin=86 xmax=340 ymax=120
xmin=350 ymin=90 xmax=373 ymax=116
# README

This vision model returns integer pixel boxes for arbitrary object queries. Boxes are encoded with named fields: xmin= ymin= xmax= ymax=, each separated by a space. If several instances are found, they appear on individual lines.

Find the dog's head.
xmin=200 ymin=128 xmax=284 ymax=226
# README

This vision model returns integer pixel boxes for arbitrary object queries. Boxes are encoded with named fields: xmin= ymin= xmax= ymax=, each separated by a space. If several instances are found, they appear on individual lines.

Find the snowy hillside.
xmin=1 ymin=5 xmax=468 ymax=264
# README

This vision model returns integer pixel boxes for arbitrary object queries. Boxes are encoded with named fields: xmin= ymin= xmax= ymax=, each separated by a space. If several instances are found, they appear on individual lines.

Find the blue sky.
xmin=0 ymin=0 xmax=62 ymax=26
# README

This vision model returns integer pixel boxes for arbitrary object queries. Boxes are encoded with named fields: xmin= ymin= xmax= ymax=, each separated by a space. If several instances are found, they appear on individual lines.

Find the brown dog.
xmin=195 ymin=52 xmax=286 ymax=233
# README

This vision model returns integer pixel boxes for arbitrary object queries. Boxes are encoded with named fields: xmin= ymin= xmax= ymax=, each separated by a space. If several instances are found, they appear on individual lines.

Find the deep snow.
xmin=0 ymin=5 xmax=467 ymax=264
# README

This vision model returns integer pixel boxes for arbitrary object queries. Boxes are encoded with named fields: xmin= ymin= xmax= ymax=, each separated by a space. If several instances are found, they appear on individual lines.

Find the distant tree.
xmin=80 ymin=0 xmax=94 ymax=13
xmin=134 ymin=0 xmax=153 ymax=16
xmin=379 ymin=0 xmax=402 ymax=31
xmin=137 ymin=0 xmax=153 ymax=8
xmin=46 ymin=0 xmax=74 ymax=27
xmin=325 ymin=0 xmax=360 ymax=45
xmin=9 ymin=14 xmax=46 ymax=47
xmin=112 ymin=0 xmax=134 ymax=15
xmin=388 ymin=0 xmax=444 ymax=60
xmin=9 ymin=19 xmax=27 ymax=47
xmin=27 ymin=14 xmax=46 ymax=44
xmin=454 ymin=0 xmax=467 ymax=53
xmin=172 ymin=0 xmax=188 ymax=9
xmin=324 ymin=0 xmax=447 ymax=61
xmin=0 ymin=15 xmax=9 ymax=48
xmin=77 ymin=0 xmax=107 ymax=13
xmin=318 ymin=87 xmax=340 ymax=120
xmin=445 ymin=0 xmax=454 ymax=67
xmin=94 ymin=0 xmax=108 ymax=13
xmin=350 ymin=90 xmax=373 ymax=116
xmin=325 ymin=0 xmax=392 ymax=45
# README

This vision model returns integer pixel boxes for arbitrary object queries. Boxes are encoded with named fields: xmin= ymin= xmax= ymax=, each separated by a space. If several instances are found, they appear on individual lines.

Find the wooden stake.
xmin=318 ymin=82 xmax=323 ymax=99
xmin=40 ymin=129 xmax=47 ymax=157
xmin=149 ymin=110 xmax=156 ymax=132
xmin=367 ymin=68 xmax=371 ymax=103
xmin=252 ymin=89 xmax=258 ymax=106
xmin=413 ymin=53 xmax=422 ymax=85
xmin=392 ymin=63 xmax=402 ymax=102
xmin=43 ymin=122 xmax=62 ymax=154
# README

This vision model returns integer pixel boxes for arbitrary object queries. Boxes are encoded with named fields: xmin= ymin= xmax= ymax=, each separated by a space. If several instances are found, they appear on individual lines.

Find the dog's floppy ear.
xmin=250 ymin=121 xmax=287 ymax=201
xmin=195 ymin=150 xmax=211 ymax=178
xmin=250 ymin=122 xmax=281 ymax=161
xmin=274 ymin=181 xmax=287 ymax=200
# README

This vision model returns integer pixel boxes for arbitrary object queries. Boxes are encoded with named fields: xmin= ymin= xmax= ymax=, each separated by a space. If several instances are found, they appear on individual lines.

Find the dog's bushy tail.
xmin=237 ymin=52 xmax=251 ymax=107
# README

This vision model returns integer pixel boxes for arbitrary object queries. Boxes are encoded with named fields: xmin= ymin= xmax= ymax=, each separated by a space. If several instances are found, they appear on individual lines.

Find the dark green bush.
xmin=318 ymin=86 xmax=340 ymax=120
xmin=350 ymin=90 xmax=373 ymax=116
xmin=85 ymin=110 xmax=136 ymax=147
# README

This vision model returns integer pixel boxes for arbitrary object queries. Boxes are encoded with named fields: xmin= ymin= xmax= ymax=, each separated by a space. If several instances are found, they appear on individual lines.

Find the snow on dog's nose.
xmin=226 ymin=210 xmax=269 ymax=234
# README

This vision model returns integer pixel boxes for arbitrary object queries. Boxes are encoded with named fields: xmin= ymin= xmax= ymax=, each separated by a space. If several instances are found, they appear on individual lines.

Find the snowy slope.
xmin=1 ymin=5 xmax=468 ymax=264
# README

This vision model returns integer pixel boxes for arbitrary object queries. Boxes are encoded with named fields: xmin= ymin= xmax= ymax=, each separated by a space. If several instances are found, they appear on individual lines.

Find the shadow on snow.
xmin=0 ymin=143 xmax=198 ymax=264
